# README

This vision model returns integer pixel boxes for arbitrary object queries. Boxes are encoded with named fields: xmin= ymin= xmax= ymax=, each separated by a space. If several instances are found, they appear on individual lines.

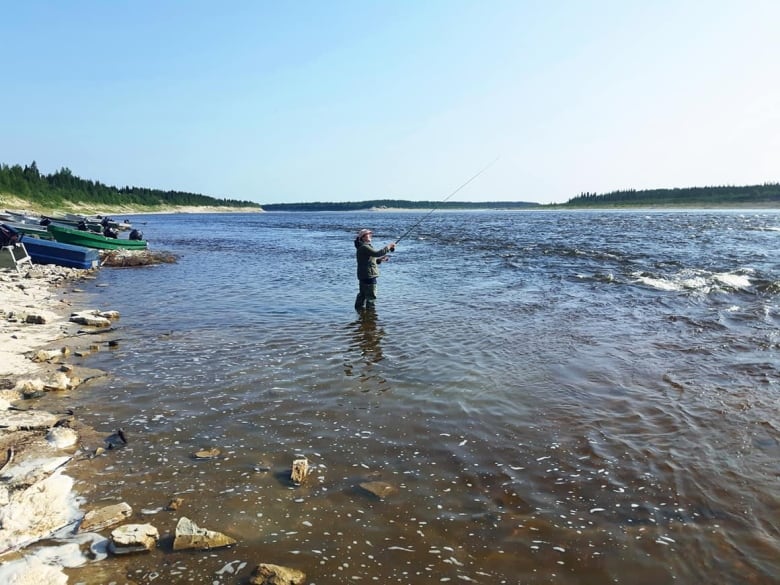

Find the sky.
xmin=2 ymin=0 xmax=779 ymax=205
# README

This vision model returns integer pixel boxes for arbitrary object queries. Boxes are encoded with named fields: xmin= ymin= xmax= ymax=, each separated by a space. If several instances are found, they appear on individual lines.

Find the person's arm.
xmin=371 ymin=243 xmax=396 ymax=257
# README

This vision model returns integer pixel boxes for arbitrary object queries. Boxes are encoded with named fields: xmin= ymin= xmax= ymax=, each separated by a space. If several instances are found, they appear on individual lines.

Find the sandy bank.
xmin=1 ymin=194 xmax=264 ymax=216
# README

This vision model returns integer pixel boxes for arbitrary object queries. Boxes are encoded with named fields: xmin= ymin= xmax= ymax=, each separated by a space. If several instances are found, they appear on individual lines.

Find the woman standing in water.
xmin=354 ymin=228 xmax=396 ymax=311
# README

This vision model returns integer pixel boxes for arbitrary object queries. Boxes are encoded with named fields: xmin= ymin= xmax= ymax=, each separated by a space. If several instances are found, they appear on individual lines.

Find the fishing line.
xmin=394 ymin=156 xmax=500 ymax=245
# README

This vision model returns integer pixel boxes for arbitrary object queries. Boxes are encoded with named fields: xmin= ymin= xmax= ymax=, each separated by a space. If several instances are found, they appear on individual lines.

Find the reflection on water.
xmin=42 ymin=210 xmax=780 ymax=584
xmin=345 ymin=310 xmax=386 ymax=389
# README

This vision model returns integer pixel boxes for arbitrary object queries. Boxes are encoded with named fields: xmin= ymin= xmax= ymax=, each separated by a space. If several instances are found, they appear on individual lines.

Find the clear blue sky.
xmin=2 ymin=1 xmax=778 ymax=204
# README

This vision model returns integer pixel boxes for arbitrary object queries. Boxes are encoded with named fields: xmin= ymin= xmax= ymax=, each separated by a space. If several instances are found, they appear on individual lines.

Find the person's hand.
xmin=388 ymin=243 xmax=396 ymax=252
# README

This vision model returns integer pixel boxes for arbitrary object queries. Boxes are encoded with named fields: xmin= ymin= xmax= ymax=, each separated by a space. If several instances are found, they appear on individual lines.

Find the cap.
xmin=357 ymin=229 xmax=372 ymax=238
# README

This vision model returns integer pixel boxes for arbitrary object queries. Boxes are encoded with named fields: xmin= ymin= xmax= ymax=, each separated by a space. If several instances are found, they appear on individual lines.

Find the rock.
xmin=108 ymin=523 xmax=158 ymax=554
xmin=172 ymin=516 xmax=236 ymax=550
xmin=46 ymin=426 xmax=78 ymax=449
xmin=69 ymin=311 xmax=111 ymax=328
xmin=0 ymin=557 xmax=68 ymax=584
xmin=97 ymin=310 xmax=120 ymax=320
xmin=14 ymin=378 xmax=44 ymax=393
xmin=0 ymin=458 xmax=77 ymax=552
xmin=290 ymin=457 xmax=309 ymax=485
xmin=79 ymin=502 xmax=133 ymax=533
xmin=0 ymin=409 xmax=58 ymax=431
xmin=44 ymin=371 xmax=71 ymax=391
xmin=25 ymin=312 xmax=53 ymax=324
xmin=192 ymin=448 xmax=220 ymax=459
xmin=359 ymin=481 xmax=397 ymax=499
xmin=166 ymin=497 xmax=184 ymax=511
xmin=32 ymin=348 xmax=69 ymax=363
xmin=249 ymin=563 xmax=307 ymax=585
xmin=105 ymin=428 xmax=128 ymax=448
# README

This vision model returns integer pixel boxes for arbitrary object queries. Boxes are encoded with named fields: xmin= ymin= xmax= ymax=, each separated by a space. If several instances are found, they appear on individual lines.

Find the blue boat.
xmin=21 ymin=236 xmax=100 ymax=269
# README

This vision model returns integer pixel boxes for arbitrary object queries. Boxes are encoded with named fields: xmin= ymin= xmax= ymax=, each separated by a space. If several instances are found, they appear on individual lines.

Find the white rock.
xmin=109 ymin=523 xmax=159 ymax=554
xmin=0 ymin=556 xmax=68 ymax=585
xmin=46 ymin=426 xmax=78 ymax=449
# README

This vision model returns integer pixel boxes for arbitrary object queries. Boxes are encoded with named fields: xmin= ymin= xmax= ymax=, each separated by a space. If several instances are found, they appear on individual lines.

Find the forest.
xmin=565 ymin=183 xmax=780 ymax=207
xmin=0 ymin=161 xmax=260 ymax=209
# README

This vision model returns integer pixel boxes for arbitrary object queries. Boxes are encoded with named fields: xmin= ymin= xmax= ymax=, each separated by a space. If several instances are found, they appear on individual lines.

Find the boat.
xmin=47 ymin=223 xmax=148 ymax=250
xmin=1 ymin=220 xmax=54 ymax=239
xmin=21 ymin=235 xmax=100 ymax=269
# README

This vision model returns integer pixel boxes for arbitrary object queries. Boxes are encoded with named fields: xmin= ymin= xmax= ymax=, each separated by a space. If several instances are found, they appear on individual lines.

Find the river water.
xmin=58 ymin=210 xmax=778 ymax=584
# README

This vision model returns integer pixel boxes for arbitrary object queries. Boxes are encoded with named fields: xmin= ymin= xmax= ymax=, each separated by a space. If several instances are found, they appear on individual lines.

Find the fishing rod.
xmin=393 ymin=156 xmax=500 ymax=245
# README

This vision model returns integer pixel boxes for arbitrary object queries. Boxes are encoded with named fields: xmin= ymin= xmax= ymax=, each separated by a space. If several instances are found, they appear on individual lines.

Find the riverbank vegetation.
xmin=564 ymin=183 xmax=780 ymax=208
xmin=0 ymin=161 xmax=261 ymax=213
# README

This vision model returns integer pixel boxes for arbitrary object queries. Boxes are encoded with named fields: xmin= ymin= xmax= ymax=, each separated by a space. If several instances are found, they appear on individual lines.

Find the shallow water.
xmin=49 ymin=210 xmax=780 ymax=583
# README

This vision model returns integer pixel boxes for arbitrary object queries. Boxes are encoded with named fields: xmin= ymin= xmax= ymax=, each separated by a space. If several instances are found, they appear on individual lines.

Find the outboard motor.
xmin=129 ymin=229 xmax=144 ymax=241
xmin=103 ymin=226 xmax=119 ymax=239
xmin=0 ymin=224 xmax=21 ymax=247
xmin=77 ymin=220 xmax=88 ymax=231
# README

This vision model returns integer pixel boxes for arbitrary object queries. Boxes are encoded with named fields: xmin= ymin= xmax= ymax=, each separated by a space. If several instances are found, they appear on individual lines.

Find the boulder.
xmin=173 ymin=516 xmax=236 ymax=550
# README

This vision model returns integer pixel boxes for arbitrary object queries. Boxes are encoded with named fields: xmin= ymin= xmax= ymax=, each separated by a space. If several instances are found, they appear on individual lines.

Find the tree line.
xmin=0 ymin=161 xmax=260 ymax=209
xmin=565 ymin=183 xmax=780 ymax=207
xmin=262 ymin=199 xmax=540 ymax=211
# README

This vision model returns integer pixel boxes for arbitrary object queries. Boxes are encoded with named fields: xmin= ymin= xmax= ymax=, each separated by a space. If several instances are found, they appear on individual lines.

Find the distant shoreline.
xmin=2 ymin=194 xmax=779 ymax=216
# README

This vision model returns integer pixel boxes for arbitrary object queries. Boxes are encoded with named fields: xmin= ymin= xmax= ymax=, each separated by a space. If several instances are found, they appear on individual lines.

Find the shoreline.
xmin=0 ymin=263 xmax=116 ymax=580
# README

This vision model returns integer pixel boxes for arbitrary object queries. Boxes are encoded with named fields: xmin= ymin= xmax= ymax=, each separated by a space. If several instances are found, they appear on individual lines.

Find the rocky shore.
xmin=0 ymin=263 xmax=306 ymax=584
xmin=0 ymin=263 xmax=132 ymax=580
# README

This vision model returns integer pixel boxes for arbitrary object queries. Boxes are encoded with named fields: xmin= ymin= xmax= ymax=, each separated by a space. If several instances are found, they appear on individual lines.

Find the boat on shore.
xmin=21 ymin=235 xmax=100 ymax=269
xmin=2 ymin=221 xmax=53 ymax=239
xmin=47 ymin=223 xmax=148 ymax=250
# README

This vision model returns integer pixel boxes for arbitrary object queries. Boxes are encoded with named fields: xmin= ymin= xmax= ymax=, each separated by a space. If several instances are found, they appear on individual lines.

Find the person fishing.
xmin=354 ymin=229 xmax=396 ymax=311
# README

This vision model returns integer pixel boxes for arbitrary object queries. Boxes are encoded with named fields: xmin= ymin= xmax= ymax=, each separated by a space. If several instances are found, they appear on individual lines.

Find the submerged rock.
xmin=359 ymin=481 xmax=397 ymax=499
xmin=249 ymin=563 xmax=307 ymax=585
xmin=172 ymin=516 xmax=236 ymax=550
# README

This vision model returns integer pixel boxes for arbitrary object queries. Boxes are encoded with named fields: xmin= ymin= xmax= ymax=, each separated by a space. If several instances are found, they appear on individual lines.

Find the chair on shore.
xmin=0 ymin=242 xmax=33 ymax=272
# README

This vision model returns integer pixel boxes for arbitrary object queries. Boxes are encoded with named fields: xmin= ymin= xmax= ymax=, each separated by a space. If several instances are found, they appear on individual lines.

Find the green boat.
xmin=47 ymin=223 xmax=148 ymax=250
